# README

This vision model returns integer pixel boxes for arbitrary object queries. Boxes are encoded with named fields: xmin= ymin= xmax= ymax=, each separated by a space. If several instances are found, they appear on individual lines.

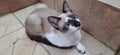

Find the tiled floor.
xmin=0 ymin=3 xmax=115 ymax=55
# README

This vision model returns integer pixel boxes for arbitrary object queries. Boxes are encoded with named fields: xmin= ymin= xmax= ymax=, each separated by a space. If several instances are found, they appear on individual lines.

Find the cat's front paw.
xmin=78 ymin=49 xmax=86 ymax=54
xmin=76 ymin=43 xmax=86 ymax=54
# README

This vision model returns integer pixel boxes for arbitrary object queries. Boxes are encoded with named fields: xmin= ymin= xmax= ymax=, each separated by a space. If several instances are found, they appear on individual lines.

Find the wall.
xmin=0 ymin=0 xmax=39 ymax=16
xmin=41 ymin=0 xmax=120 ymax=51
xmin=98 ymin=0 xmax=120 ymax=9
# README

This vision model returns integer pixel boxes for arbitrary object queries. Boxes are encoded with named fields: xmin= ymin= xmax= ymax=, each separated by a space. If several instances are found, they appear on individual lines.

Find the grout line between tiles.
xmin=1 ymin=27 xmax=24 ymax=39
xmin=12 ymin=13 xmax=25 ymax=27
xmin=40 ymin=44 xmax=51 ymax=55
xmin=0 ymin=25 xmax=9 ymax=39
xmin=32 ymin=43 xmax=38 ymax=55
xmin=11 ymin=39 xmax=20 ymax=55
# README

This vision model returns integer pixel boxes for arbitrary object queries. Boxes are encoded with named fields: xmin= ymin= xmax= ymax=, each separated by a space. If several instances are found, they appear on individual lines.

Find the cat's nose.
xmin=73 ymin=21 xmax=80 ymax=27
xmin=71 ymin=20 xmax=80 ymax=27
xmin=67 ymin=19 xmax=81 ymax=27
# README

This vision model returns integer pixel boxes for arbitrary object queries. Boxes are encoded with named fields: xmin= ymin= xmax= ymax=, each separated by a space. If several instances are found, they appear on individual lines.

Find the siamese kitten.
xmin=25 ymin=1 xmax=86 ymax=54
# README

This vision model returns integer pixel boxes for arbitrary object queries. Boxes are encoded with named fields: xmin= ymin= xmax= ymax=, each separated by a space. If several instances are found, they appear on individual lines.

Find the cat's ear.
xmin=48 ymin=16 xmax=61 ymax=30
xmin=63 ymin=1 xmax=72 ymax=13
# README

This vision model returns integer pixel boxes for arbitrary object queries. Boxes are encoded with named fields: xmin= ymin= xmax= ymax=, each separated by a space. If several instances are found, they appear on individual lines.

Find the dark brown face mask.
xmin=67 ymin=19 xmax=80 ymax=27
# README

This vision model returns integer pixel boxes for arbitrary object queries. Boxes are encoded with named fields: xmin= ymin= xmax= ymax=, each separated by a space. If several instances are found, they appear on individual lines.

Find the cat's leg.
xmin=75 ymin=42 xmax=86 ymax=54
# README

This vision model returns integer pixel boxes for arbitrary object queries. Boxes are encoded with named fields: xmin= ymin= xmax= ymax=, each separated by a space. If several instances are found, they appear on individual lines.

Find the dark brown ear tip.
xmin=63 ymin=0 xmax=67 ymax=4
xmin=63 ymin=0 xmax=73 ymax=13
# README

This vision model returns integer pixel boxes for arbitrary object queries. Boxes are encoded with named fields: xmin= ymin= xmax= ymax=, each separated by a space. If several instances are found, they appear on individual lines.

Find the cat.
xmin=25 ymin=1 xmax=86 ymax=54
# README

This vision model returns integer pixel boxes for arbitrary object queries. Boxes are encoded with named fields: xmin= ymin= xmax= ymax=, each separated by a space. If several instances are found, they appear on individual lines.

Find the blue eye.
xmin=68 ymin=14 xmax=78 ymax=20
xmin=72 ymin=16 xmax=76 ymax=19
xmin=66 ymin=23 xmax=70 ymax=26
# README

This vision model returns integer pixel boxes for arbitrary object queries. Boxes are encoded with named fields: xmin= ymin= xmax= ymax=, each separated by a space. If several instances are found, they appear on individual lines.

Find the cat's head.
xmin=48 ymin=1 xmax=82 ymax=32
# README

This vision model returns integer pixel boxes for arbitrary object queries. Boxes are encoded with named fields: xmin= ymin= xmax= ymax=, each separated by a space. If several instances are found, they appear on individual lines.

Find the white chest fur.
xmin=45 ymin=30 xmax=81 ymax=47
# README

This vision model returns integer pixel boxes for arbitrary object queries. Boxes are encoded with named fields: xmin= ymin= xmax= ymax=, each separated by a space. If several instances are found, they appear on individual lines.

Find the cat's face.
xmin=48 ymin=1 xmax=81 ymax=33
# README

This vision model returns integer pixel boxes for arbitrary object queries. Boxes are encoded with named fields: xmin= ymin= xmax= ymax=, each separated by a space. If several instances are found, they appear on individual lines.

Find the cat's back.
xmin=25 ymin=4 xmax=60 ymax=36
xmin=31 ymin=4 xmax=60 ymax=18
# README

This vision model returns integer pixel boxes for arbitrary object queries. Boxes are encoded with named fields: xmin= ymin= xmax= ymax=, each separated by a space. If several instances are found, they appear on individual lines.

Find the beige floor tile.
xmin=33 ymin=44 xmax=49 ymax=55
xmin=13 ymin=39 xmax=36 ymax=55
xmin=0 ymin=14 xmax=23 ymax=36
xmin=42 ymin=44 xmax=83 ymax=55
xmin=0 ymin=28 xmax=26 ymax=55
xmin=0 ymin=35 xmax=16 ymax=55
xmin=4 ymin=24 xmax=23 ymax=35
xmin=0 ymin=14 xmax=20 ymax=26
xmin=42 ymin=44 xmax=95 ymax=55
xmin=10 ymin=28 xmax=28 ymax=39
xmin=13 ymin=39 xmax=49 ymax=55
xmin=42 ymin=30 xmax=115 ymax=55
xmin=0 ymin=27 xmax=49 ymax=55
xmin=13 ymin=5 xmax=35 ymax=25
xmin=81 ymin=30 xmax=115 ymax=55
xmin=0 ymin=26 xmax=6 ymax=38
xmin=0 ymin=44 xmax=13 ymax=55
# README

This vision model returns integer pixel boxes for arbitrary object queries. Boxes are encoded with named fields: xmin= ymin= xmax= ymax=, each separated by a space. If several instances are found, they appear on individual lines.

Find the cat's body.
xmin=25 ymin=1 xmax=86 ymax=54
xmin=26 ymin=5 xmax=59 ymax=36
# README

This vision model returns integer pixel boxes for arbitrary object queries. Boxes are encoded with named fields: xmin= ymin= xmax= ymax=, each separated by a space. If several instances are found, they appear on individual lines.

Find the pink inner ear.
xmin=48 ymin=16 xmax=58 ymax=25
xmin=51 ymin=18 xmax=57 ymax=24
xmin=48 ymin=16 xmax=59 ymax=30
